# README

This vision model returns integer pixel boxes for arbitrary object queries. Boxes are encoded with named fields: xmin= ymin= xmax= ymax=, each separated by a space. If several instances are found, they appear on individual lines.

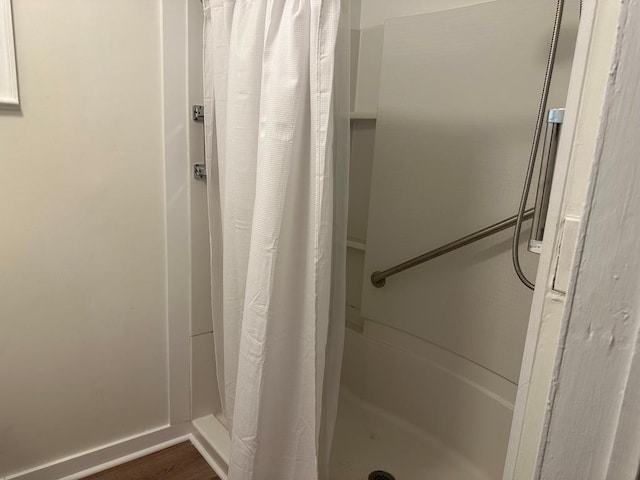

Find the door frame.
xmin=504 ymin=0 xmax=640 ymax=477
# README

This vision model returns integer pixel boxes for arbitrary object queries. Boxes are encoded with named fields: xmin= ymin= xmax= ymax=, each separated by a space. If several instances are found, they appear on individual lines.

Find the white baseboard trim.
xmin=4 ymin=418 xmax=231 ymax=480
xmin=5 ymin=423 xmax=191 ymax=480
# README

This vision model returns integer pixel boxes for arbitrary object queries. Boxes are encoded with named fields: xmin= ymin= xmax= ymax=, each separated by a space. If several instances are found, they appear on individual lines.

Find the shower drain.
xmin=368 ymin=471 xmax=396 ymax=480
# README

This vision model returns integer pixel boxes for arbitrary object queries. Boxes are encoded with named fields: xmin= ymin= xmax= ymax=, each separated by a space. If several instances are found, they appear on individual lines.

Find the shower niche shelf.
xmin=350 ymin=111 xmax=377 ymax=121
xmin=347 ymin=238 xmax=366 ymax=251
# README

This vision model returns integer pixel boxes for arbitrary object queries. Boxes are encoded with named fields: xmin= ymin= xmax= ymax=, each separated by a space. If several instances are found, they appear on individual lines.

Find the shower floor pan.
xmin=330 ymin=390 xmax=491 ymax=480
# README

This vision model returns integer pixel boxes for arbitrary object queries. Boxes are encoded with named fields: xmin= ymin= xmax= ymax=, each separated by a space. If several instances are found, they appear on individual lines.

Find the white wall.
xmin=357 ymin=0 xmax=494 ymax=29
xmin=0 ymin=2 xmax=169 ymax=476
xmin=352 ymin=0 xmax=494 ymax=113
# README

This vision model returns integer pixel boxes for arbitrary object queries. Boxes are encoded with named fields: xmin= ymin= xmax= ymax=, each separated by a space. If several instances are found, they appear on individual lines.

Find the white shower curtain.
xmin=202 ymin=1 xmax=348 ymax=479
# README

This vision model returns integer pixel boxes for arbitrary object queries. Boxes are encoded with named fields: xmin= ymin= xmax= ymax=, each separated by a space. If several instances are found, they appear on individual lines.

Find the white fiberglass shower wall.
xmin=333 ymin=0 xmax=579 ymax=479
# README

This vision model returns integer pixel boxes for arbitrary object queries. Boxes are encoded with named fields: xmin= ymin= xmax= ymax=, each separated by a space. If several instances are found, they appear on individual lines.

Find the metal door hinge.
xmin=193 ymin=163 xmax=207 ymax=180
xmin=192 ymin=105 xmax=204 ymax=122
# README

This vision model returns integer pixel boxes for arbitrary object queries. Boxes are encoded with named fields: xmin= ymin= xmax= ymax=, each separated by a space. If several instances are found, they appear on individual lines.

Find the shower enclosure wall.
xmin=188 ymin=0 xmax=579 ymax=478
xmin=334 ymin=1 xmax=578 ymax=479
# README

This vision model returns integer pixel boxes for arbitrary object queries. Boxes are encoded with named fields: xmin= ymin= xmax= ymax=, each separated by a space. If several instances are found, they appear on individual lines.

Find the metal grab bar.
xmin=370 ymin=208 xmax=534 ymax=288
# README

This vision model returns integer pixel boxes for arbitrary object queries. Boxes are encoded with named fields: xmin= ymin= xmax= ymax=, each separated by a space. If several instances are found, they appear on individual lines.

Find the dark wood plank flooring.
xmin=82 ymin=441 xmax=218 ymax=480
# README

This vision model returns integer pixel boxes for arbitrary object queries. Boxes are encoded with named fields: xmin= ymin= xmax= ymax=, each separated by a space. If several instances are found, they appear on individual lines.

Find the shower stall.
xmin=4 ymin=1 xmax=636 ymax=479
xmin=188 ymin=0 xmax=580 ymax=478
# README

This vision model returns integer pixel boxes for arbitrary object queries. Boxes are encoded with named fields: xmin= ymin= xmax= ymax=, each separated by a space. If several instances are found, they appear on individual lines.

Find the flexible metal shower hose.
xmin=512 ymin=0 xmax=567 ymax=290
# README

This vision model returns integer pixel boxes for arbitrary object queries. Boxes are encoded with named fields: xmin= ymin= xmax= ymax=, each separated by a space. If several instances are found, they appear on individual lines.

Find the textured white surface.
xmin=0 ymin=1 xmax=168 ymax=476
xmin=361 ymin=0 xmax=579 ymax=382
xmin=203 ymin=1 xmax=344 ymax=478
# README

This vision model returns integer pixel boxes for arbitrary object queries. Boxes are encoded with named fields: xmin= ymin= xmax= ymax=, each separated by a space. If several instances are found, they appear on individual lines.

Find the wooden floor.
xmin=82 ymin=442 xmax=218 ymax=480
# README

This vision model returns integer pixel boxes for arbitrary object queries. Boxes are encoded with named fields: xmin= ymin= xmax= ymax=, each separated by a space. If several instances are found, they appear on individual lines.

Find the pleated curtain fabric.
xmin=202 ymin=1 xmax=346 ymax=479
